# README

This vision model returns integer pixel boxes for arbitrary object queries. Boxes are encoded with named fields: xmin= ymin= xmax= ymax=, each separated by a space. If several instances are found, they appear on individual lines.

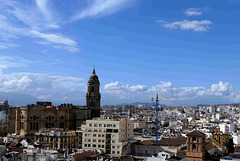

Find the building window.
xmin=192 ymin=137 xmax=197 ymax=142
xmin=192 ymin=144 xmax=197 ymax=150
xmin=20 ymin=122 xmax=24 ymax=129
xmin=36 ymin=122 xmax=39 ymax=130
xmin=91 ymin=87 xmax=94 ymax=92
xmin=60 ymin=122 xmax=64 ymax=128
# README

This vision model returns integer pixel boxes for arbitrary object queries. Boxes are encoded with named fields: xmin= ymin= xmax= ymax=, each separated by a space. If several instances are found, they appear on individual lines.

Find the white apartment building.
xmin=81 ymin=116 xmax=133 ymax=156
xmin=233 ymin=133 xmax=240 ymax=145
xmin=219 ymin=122 xmax=235 ymax=134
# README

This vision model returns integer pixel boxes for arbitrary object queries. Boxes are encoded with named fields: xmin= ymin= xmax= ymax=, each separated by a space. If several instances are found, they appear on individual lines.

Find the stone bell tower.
xmin=186 ymin=130 xmax=206 ymax=161
xmin=86 ymin=68 xmax=101 ymax=118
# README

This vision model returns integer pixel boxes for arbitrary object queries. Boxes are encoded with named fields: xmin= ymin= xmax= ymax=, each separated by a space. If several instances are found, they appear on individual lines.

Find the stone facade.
xmin=8 ymin=103 xmax=91 ymax=136
xmin=86 ymin=68 xmax=101 ymax=118
xmin=186 ymin=130 xmax=206 ymax=161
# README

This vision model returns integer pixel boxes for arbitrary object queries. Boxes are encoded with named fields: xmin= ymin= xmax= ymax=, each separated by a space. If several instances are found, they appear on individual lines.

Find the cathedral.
xmin=8 ymin=68 xmax=101 ymax=136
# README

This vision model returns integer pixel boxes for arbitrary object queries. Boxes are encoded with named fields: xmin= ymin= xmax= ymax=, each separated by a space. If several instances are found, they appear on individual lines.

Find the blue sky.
xmin=1 ymin=0 xmax=240 ymax=106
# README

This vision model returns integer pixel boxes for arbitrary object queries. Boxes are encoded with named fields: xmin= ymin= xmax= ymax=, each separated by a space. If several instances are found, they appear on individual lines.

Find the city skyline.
xmin=1 ymin=0 xmax=240 ymax=106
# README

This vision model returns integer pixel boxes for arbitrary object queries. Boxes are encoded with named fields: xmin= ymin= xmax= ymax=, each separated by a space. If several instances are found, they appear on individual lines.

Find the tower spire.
xmin=93 ymin=64 xmax=95 ymax=74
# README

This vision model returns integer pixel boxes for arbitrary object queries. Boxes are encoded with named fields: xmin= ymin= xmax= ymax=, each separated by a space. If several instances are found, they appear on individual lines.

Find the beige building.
xmin=35 ymin=128 xmax=77 ymax=151
xmin=8 ymin=102 xmax=91 ymax=136
xmin=80 ymin=116 xmax=133 ymax=156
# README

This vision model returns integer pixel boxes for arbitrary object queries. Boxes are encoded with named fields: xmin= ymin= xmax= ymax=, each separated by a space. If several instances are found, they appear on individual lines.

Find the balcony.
xmin=187 ymin=151 xmax=205 ymax=158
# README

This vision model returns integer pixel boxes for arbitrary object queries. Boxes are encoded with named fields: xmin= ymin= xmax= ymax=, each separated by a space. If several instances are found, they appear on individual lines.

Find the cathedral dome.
xmin=88 ymin=68 xmax=100 ymax=84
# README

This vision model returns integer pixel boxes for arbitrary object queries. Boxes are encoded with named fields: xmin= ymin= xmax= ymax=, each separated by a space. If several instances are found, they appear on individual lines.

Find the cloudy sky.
xmin=1 ymin=0 xmax=240 ymax=106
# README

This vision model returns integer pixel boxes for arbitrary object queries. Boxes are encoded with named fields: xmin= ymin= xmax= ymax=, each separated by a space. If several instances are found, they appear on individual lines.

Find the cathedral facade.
xmin=8 ymin=69 xmax=101 ymax=136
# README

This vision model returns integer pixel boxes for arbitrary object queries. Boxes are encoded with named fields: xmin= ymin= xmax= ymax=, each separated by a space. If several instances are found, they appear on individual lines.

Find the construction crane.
xmin=151 ymin=94 xmax=175 ymax=146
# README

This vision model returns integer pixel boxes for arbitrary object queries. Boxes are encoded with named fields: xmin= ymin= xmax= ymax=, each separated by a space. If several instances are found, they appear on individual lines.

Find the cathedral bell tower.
xmin=86 ymin=68 xmax=101 ymax=118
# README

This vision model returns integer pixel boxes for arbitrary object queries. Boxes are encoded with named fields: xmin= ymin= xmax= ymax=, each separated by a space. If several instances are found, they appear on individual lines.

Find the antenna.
xmin=151 ymin=94 xmax=176 ymax=146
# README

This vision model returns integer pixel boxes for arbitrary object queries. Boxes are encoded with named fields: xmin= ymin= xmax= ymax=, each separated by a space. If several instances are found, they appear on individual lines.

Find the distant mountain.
xmin=118 ymin=102 xmax=166 ymax=107
xmin=0 ymin=92 xmax=39 ymax=106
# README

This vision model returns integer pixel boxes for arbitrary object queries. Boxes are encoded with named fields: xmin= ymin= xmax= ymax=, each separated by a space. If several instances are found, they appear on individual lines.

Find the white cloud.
xmin=185 ymin=8 xmax=207 ymax=16
xmin=157 ymin=20 xmax=212 ymax=32
xmin=0 ymin=0 xmax=78 ymax=52
xmin=0 ymin=71 xmax=86 ymax=104
xmin=35 ymin=0 xmax=52 ymax=20
xmin=0 ymin=67 xmax=240 ymax=105
xmin=103 ymin=81 xmax=240 ymax=105
xmin=0 ymin=55 xmax=29 ymax=69
xmin=0 ymin=42 xmax=20 ymax=49
xmin=30 ymin=30 xmax=78 ymax=51
xmin=72 ymin=0 xmax=134 ymax=20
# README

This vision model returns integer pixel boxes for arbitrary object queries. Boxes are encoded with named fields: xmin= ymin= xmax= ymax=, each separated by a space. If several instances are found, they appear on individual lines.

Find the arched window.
xmin=33 ymin=122 xmax=36 ymax=130
xmin=192 ymin=137 xmax=196 ymax=142
xmin=192 ymin=144 xmax=197 ymax=150
xmin=36 ymin=122 xmax=39 ymax=130
xmin=30 ymin=122 xmax=32 ymax=130
xmin=91 ymin=86 xmax=94 ymax=92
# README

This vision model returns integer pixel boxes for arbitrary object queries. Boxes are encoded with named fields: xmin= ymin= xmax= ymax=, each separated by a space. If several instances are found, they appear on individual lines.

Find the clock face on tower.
xmin=86 ymin=68 xmax=101 ymax=118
